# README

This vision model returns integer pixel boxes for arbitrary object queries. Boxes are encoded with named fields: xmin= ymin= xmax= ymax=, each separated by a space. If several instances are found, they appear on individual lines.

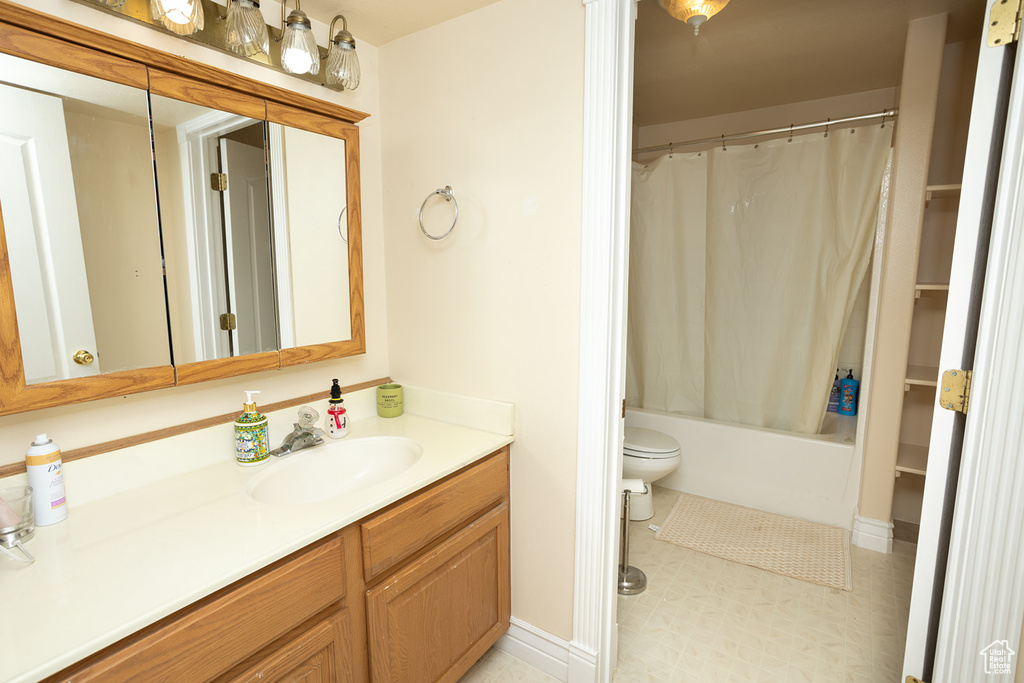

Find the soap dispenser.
xmin=326 ymin=379 xmax=348 ymax=439
xmin=235 ymin=391 xmax=270 ymax=466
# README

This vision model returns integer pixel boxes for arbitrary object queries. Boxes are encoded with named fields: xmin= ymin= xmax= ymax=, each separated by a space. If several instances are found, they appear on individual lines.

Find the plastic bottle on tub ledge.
xmin=827 ymin=370 xmax=841 ymax=413
xmin=839 ymin=370 xmax=859 ymax=416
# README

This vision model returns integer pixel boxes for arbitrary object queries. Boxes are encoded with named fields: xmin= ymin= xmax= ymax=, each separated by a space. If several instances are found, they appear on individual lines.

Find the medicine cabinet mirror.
xmin=0 ymin=8 xmax=365 ymax=417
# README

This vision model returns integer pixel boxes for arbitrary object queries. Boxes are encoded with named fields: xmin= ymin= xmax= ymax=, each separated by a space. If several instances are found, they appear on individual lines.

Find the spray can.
xmin=25 ymin=434 xmax=68 ymax=526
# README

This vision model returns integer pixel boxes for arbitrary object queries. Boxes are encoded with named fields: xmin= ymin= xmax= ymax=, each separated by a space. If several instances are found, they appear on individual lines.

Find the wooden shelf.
xmin=915 ymin=282 xmax=950 ymax=299
xmin=925 ymin=183 xmax=962 ymax=202
xmin=905 ymin=365 xmax=940 ymax=389
xmin=896 ymin=443 xmax=929 ymax=476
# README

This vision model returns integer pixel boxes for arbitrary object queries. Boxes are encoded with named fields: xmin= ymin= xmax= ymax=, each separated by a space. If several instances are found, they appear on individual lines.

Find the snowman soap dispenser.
xmin=326 ymin=379 xmax=348 ymax=439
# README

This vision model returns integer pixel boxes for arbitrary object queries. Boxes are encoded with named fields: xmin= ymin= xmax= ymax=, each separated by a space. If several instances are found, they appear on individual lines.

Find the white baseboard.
xmin=852 ymin=513 xmax=894 ymax=554
xmin=496 ymin=617 xmax=571 ymax=681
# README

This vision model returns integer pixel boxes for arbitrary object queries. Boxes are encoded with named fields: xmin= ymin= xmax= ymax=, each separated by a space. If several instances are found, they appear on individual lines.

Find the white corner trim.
xmin=574 ymin=0 xmax=636 ymax=682
xmin=496 ymin=618 xmax=571 ymax=681
xmin=852 ymin=512 xmax=894 ymax=554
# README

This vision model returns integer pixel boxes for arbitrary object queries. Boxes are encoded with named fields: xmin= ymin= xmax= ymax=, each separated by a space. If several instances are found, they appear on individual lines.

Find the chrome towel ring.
xmin=419 ymin=185 xmax=458 ymax=241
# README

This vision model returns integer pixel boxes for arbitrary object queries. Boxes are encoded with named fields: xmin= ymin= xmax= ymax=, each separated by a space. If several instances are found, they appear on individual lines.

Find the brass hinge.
xmin=211 ymin=172 xmax=228 ymax=192
xmin=220 ymin=312 xmax=237 ymax=331
xmin=906 ymin=676 xmax=926 ymax=683
xmin=622 ymin=399 xmax=626 ymax=419
xmin=940 ymin=369 xmax=972 ymax=414
xmin=988 ymin=0 xmax=1023 ymax=46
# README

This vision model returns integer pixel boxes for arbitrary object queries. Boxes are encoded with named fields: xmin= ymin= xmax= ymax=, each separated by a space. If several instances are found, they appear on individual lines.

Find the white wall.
xmin=378 ymin=0 xmax=585 ymax=641
xmin=0 ymin=0 xmax=389 ymax=468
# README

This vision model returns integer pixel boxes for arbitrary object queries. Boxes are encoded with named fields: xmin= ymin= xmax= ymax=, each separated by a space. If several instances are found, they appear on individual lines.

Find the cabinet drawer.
xmin=56 ymin=536 xmax=346 ymax=682
xmin=361 ymin=448 xmax=509 ymax=582
xmin=219 ymin=609 xmax=354 ymax=683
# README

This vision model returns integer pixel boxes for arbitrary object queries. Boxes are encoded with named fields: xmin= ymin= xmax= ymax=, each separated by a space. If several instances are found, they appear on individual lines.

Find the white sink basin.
xmin=247 ymin=436 xmax=423 ymax=505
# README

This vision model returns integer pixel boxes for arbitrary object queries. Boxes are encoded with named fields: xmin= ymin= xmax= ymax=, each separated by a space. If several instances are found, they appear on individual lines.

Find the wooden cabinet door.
xmin=220 ymin=610 xmax=354 ymax=683
xmin=366 ymin=504 xmax=510 ymax=683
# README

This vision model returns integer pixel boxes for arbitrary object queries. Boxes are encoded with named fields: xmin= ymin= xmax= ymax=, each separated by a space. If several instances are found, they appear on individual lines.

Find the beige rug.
xmin=654 ymin=493 xmax=852 ymax=591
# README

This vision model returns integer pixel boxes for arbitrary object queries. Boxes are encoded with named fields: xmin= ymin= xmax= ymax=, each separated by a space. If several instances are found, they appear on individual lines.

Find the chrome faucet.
xmin=270 ymin=406 xmax=324 ymax=457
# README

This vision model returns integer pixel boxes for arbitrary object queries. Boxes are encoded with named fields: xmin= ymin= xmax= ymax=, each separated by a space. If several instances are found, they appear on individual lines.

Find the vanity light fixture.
xmin=278 ymin=0 xmax=319 ymax=76
xmin=225 ymin=0 xmax=270 ymax=57
xmin=326 ymin=14 xmax=360 ymax=90
xmin=659 ymin=0 xmax=730 ymax=35
xmin=150 ymin=0 xmax=205 ymax=36
xmin=95 ymin=0 xmax=127 ymax=6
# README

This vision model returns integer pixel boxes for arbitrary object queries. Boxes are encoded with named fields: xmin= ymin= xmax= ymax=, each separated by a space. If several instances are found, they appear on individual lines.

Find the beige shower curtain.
xmin=627 ymin=124 xmax=892 ymax=434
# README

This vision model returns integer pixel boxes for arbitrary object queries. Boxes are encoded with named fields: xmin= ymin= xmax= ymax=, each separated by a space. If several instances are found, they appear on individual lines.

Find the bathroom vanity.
xmin=0 ymin=388 xmax=514 ymax=682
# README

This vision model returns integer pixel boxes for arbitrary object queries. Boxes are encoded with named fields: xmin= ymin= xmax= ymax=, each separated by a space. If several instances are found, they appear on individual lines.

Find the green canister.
xmin=376 ymin=383 xmax=404 ymax=418
xmin=235 ymin=390 xmax=269 ymax=466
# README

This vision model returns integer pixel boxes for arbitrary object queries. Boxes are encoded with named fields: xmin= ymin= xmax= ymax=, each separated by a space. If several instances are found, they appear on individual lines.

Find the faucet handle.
xmin=297 ymin=405 xmax=320 ymax=430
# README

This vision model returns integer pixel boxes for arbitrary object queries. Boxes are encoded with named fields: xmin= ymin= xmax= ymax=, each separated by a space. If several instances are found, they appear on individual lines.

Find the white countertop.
xmin=0 ymin=386 xmax=514 ymax=683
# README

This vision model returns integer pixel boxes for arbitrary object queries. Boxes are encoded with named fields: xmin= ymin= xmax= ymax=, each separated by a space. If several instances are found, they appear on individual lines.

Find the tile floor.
xmin=461 ymin=486 xmax=916 ymax=683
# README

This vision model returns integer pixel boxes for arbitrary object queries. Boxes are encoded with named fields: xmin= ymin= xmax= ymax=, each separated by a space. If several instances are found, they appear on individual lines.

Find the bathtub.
xmin=625 ymin=408 xmax=860 ymax=529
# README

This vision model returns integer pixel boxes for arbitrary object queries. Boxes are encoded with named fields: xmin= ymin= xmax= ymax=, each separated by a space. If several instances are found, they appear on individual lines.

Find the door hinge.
xmin=988 ymin=0 xmax=1022 ymax=47
xmin=622 ymin=399 xmax=626 ymax=419
xmin=940 ymin=369 xmax=972 ymax=414
xmin=211 ymin=172 xmax=228 ymax=192
xmin=220 ymin=312 xmax=237 ymax=331
xmin=906 ymin=676 xmax=927 ymax=683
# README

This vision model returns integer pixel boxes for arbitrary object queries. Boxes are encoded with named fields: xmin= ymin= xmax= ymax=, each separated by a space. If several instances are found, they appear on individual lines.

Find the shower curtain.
xmin=626 ymin=125 xmax=893 ymax=434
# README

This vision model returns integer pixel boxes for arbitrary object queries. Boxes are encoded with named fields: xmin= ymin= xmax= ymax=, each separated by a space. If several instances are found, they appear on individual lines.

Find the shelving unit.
xmin=892 ymin=183 xmax=961 ymax=524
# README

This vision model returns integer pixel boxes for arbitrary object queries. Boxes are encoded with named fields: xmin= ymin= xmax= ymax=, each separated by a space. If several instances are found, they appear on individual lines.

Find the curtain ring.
xmin=880 ymin=110 xmax=888 ymax=129
xmin=788 ymin=124 xmax=793 ymax=143
xmin=824 ymin=117 xmax=830 ymax=138
xmin=721 ymin=134 xmax=726 ymax=151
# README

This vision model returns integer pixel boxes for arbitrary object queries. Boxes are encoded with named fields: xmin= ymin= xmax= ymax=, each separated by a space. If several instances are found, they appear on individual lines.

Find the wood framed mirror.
xmin=0 ymin=6 xmax=366 ymax=417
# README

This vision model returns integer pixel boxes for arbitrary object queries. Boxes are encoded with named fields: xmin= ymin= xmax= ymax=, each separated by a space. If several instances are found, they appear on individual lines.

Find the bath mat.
xmin=655 ymin=493 xmax=852 ymax=591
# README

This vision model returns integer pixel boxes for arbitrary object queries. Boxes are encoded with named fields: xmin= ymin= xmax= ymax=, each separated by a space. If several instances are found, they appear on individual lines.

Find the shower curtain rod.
xmin=631 ymin=108 xmax=899 ymax=156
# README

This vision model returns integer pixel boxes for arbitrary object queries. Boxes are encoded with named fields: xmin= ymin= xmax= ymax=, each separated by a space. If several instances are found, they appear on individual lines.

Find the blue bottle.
xmin=839 ymin=370 xmax=859 ymax=416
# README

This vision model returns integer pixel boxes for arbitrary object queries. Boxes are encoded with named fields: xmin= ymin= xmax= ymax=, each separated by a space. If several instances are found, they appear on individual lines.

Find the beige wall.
xmin=378 ymin=0 xmax=585 ymax=640
xmin=857 ymin=14 xmax=948 ymax=523
xmin=0 ymin=0 xmax=389 ymax=468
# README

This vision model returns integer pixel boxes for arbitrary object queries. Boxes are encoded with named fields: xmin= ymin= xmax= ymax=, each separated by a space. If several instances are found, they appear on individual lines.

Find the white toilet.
xmin=622 ymin=426 xmax=682 ymax=521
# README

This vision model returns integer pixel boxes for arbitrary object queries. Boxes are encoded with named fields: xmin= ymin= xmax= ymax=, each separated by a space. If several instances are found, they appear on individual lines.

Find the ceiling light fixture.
xmin=659 ymin=0 xmax=730 ymax=36
xmin=225 ymin=0 xmax=270 ymax=57
xmin=150 ymin=0 xmax=204 ymax=36
xmin=326 ymin=14 xmax=360 ymax=90
xmin=278 ymin=0 xmax=319 ymax=76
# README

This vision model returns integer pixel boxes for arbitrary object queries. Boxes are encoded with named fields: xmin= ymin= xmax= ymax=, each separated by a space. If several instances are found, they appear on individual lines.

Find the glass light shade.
xmin=150 ymin=0 xmax=205 ymax=36
xmin=326 ymin=40 xmax=360 ymax=90
xmin=226 ymin=0 xmax=270 ymax=57
xmin=660 ymin=0 xmax=730 ymax=35
xmin=280 ymin=12 xmax=319 ymax=75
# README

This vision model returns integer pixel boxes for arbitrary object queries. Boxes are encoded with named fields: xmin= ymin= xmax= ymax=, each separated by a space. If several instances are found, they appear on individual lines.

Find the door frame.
xmin=571 ymin=0 xmax=636 ymax=681
xmin=576 ymin=0 xmax=1024 ymax=681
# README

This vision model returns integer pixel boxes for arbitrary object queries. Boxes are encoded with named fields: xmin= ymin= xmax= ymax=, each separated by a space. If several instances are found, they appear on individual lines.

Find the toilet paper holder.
xmin=618 ymin=480 xmax=648 ymax=595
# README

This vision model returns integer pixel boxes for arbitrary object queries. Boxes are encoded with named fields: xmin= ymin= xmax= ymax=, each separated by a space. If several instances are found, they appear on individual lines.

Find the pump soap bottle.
xmin=25 ymin=434 xmax=68 ymax=526
xmin=326 ymin=379 xmax=348 ymax=439
xmin=235 ymin=391 xmax=270 ymax=466
xmin=839 ymin=370 xmax=859 ymax=416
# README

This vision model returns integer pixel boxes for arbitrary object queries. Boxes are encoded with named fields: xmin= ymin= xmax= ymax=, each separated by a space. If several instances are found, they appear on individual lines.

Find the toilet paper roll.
xmin=622 ymin=478 xmax=648 ymax=495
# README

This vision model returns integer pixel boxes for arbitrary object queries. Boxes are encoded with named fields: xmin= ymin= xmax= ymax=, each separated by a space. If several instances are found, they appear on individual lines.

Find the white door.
xmin=219 ymin=137 xmax=275 ymax=356
xmin=0 ymin=84 xmax=100 ymax=384
xmin=903 ymin=1 xmax=1024 ymax=679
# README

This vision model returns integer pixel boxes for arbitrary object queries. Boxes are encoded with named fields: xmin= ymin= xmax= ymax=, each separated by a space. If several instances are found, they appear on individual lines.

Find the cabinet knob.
xmin=73 ymin=350 xmax=95 ymax=365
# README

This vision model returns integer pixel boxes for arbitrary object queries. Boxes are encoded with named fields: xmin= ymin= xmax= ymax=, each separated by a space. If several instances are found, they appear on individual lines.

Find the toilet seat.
xmin=623 ymin=427 xmax=681 ymax=459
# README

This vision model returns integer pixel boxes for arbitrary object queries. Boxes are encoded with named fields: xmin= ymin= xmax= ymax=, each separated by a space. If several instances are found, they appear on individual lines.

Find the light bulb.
xmin=326 ymin=31 xmax=359 ymax=90
xmin=226 ymin=0 xmax=270 ymax=57
xmin=151 ymin=0 xmax=205 ymax=36
xmin=280 ymin=9 xmax=319 ymax=75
